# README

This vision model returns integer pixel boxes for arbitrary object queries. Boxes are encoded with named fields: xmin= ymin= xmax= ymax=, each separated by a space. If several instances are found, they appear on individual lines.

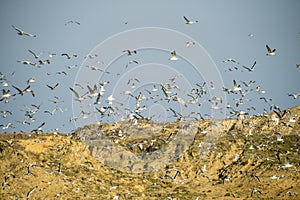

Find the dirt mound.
xmin=1 ymin=106 xmax=299 ymax=199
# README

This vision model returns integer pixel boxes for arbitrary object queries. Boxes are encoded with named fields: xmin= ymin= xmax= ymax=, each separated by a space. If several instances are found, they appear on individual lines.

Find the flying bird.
xmin=65 ymin=20 xmax=80 ymax=25
xmin=266 ymin=45 xmax=276 ymax=56
xmin=12 ymin=85 xmax=35 ymax=96
xmin=169 ymin=51 xmax=178 ymax=61
xmin=31 ymin=122 xmax=45 ymax=133
xmin=12 ymin=25 xmax=36 ymax=37
xmin=17 ymin=60 xmax=38 ymax=67
xmin=183 ymin=16 xmax=198 ymax=24
xmin=0 ymin=89 xmax=15 ymax=101
xmin=38 ymin=59 xmax=51 ymax=65
xmin=288 ymin=92 xmax=300 ymax=99
xmin=69 ymin=87 xmax=88 ymax=102
xmin=46 ymin=83 xmax=59 ymax=90
xmin=94 ymin=93 xmax=101 ymax=105
xmin=242 ymin=61 xmax=257 ymax=72
xmin=123 ymin=49 xmax=137 ymax=55
xmin=28 ymin=50 xmax=42 ymax=59
xmin=61 ymin=53 xmax=77 ymax=59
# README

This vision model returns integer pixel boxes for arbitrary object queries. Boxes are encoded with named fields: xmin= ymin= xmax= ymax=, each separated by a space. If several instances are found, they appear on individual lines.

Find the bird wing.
xmin=69 ymin=87 xmax=80 ymax=99
xmin=12 ymin=85 xmax=22 ymax=93
xmin=47 ymin=85 xmax=53 ymax=90
xmin=266 ymin=45 xmax=271 ymax=53
xmin=242 ymin=66 xmax=251 ymax=71
xmin=28 ymin=50 xmax=38 ymax=58
xmin=183 ymin=16 xmax=190 ymax=23
xmin=251 ymin=61 xmax=257 ymax=69
xmin=12 ymin=25 xmax=22 ymax=34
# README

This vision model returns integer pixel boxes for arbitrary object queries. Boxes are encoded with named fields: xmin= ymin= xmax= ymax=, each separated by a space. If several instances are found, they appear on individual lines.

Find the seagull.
xmin=288 ymin=92 xmax=300 ymax=99
xmin=296 ymin=64 xmax=300 ymax=68
xmin=94 ymin=93 xmax=101 ymax=105
xmin=87 ymin=84 xmax=98 ymax=97
xmin=12 ymin=85 xmax=35 ymax=96
xmin=223 ymin=58 xmax=237 ymax=63
xmin=260 ymin=97 xmax=272 ymax=103
xmin=233 ymin=80 xmax=242 ymax=92
xmin=0 ymin=110 xmax=12 ymax=118
xmin=123 ymin=49 xmax=137 ymax=55
xmin=126 ymin=60 xmax=139 ymax=68
xmin=38 ymin=59 xmax=51 ymax=65
xmin=12 ymin=25 xmax=36 ymax=37
xmin=26 ymin=77 xmax=36 ymax=85
xmin=273 ymin=132 xmax=284 ymax=142
xmin=44 ymin=108 xmax=57 ymax=115
xmin=46 ymin=83 xmax=59 ymax=90
xmin=0 ymin=89 xmax=15 ymax=101
xmin=186 ymin=40 xmax=195 ymax=47
xmin=183 ymin=16 xmax=198 ymax=24
xmin=0 ymin=123 xmax=14 ymax=130
xmin=169 ymin=50 xmax=178 ymax=61
xmin=282 ymin=157 xmax=293 ymax=168
xmin=17 ymin=60 xmax=37 ymax=67
xmin=31 ymin=122 xmax=45 ymax=133
xmin=242 ymin=61 xmax=257 ymax=72
xmin=48 ymin=52 xmax=57 ymax=58
xmin=69 ymin=87 xmax=88 ymax=102
xmin=61 ymin=53 xmax=77 ymax=59
xmin=28 ymin=49 xmax=42 ymax=59
xmin=106 ymin=95 xmax=115 ymax=105
xmin=266 ymin=45 xmax=276 ymax=56
xmin=242 ymin=80 xmax=255 ymax=87
xmin=65 ymin=20 xmax=80 ymax=25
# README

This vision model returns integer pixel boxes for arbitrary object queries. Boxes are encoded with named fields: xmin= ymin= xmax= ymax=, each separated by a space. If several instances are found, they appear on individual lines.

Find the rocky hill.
xmin=0 ymin=106 xmax=299 ymax=199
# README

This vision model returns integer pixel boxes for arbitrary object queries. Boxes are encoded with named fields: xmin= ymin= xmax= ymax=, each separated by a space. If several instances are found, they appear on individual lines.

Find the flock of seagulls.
xmin=0 ymin=17 xmax=299 ymax=134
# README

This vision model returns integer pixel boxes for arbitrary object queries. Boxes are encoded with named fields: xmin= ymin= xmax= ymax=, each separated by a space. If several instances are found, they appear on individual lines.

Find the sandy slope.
xmin=1 ymin=106 xmax=299 ymax=199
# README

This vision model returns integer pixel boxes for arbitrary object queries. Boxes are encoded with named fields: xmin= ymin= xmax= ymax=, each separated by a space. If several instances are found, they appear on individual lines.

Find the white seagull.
xmin=242 ymin=61 xmax=257 ymax=72
xmin=266 ymin=45 xmax=276 ymax=56
xmin=183 ymin=16 xmax=198 ymax=24
xmin=169 ymin=50 xmax=178 ymax=61
xmin=12 ymin=25 xmax=36 ymax=37
xmin=69 ymin=87 xmax=88 ymax=102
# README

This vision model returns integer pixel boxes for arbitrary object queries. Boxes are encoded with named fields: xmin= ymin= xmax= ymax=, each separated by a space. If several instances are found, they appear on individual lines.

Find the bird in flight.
xmin=46 ymin=83 xmax=59 ymax=90
xmin=266 ymin=45 xmax=276 ymax=56
xmin=183 ymin=16 xmax=198 ymax=24
xmin=242 ymin=61 xmax=257 ymax=72
xmin=288 ymin=92 xmax=300 ymax=99
xmin=169 ymin=51 xmax=178 ymax=61
xmin=69 ymin=87 xmax=88 ymax=102
xmin=65 ymin=20 xmax=80 ymax=25
xmin=12 ymin=85 xmax=35 ymax=96
xmin=17 ymin=60 xmax=38 ymax=67
xmin=123 ymin=49 xmax=137 ymax=55
xmin=61 ymin=53 xmax=77 ymax=59
xmin=28 ymin=50 xmax=42 ymax=59
xmin=12 ymin=25 xmax=36 ymax=37
xmin=31 ymin=122 xmax=45 ymax=133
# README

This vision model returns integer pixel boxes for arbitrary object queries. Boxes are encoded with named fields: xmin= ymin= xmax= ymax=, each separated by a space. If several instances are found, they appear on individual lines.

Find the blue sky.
xmin=0 ymin=0 xmax=299 ymax=132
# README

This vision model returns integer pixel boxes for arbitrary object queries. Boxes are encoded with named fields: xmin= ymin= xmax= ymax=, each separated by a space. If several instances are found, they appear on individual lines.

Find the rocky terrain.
xmin=1 ymin=106 xmax=299 ymax=199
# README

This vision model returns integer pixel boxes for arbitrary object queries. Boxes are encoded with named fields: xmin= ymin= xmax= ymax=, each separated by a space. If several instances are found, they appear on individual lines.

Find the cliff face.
xmin=0 ymin=106 xmax=299 ymax=199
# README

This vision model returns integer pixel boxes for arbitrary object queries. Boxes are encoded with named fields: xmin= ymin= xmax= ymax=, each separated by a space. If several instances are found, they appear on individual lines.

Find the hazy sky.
xmin=0 ymin=0 xmax=299 ymax=133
